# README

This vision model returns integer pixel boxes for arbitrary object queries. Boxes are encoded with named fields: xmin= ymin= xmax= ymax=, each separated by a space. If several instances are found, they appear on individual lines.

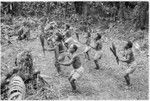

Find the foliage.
xmin=0 ymin=2 xmax=149 ymax=100
xmin=1 ymin=2 xmax=148 ymax=30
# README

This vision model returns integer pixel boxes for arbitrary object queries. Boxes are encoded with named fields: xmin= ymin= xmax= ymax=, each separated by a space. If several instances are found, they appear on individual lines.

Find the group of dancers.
xmin=40 ymin=22 xmax=137 ymax=91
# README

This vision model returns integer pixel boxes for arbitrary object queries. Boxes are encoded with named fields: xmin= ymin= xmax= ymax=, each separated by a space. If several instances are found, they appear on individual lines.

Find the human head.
xmin=95 ymin=33 xmax=101 ymax=41
xmin=65 ymin=24 xmax=70 ymax=30
xmin=87 ymin=31 xmax=91 ymax=37
xmin=69 ymin=44 xmax=78 ymax=54
xmin=124 ymin=41 xmax=133 ymax=49
xmin=49 ymin=25 xmax=54 ymax=30
xmin=55 ymin=32 xmax=63 ymax=42
xmin=15 ymin=50 xmax=33 ymax=69
xmin=65 ymin=30 xmax=71 ymax=38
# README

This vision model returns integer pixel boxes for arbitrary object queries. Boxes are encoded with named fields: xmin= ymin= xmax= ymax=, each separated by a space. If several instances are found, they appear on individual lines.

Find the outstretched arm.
xmin=58 ymin=58 xmax=74 ymax=66
xmin=89 ymin=45 xmax=95 ymax=49
xmin=119 ymin=50 xmax=131 ymax=63
xmin=119 ymin=57 xmax=129 ymax=63
xmin=44 ymin=46 xmax=56 ymax=51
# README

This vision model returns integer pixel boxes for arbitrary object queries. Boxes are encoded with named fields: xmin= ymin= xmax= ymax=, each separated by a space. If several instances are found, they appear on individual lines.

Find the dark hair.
xmin=50 ymin=26 xmax=54 ymax=30
xmin=66 ymin=24 xmax=70 ymax=30
xmin=125 ymin=41 xmax=133 ymax=49
xmin=73 ymin=44 xmax=78 ymax=52
xmin=65 ymin=31 xmax=71 ymax=37
xmin=95 ymin=33 xmax=101 ymax=41
xmin=55 ymin=33 xmax=63 ymax=42
xmin=87 ymin=32 xmax=91 ymax=37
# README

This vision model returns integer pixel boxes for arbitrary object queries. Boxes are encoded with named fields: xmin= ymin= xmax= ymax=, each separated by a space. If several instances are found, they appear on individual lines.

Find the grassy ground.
xmin=1 ymin=22 xmax=149 ymax=100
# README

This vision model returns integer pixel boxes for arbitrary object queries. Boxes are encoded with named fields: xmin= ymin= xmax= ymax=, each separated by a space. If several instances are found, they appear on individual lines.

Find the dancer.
xmin=58 ymin=44 xmax=84 ymax=91
xmin=119 ymin=41 xmax=137 ymax=86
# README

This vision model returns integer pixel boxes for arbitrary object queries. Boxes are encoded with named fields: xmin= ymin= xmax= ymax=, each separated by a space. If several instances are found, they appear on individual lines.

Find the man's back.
xmin=72 ymin=54 xmax=81 ymax=69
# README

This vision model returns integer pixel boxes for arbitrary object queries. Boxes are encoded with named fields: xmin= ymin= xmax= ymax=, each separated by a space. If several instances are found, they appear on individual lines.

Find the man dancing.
xmin=58 ymin=44 xmax=84 ymax=91
xmin=119 ymin=41 xmax=137 ymax=86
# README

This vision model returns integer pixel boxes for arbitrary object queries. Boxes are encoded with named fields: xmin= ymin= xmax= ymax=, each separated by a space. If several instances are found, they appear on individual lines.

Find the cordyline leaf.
xmin=40 ymin=34 xmax=45 ymax=55
xmin=110 ymin=42 xmax=119 ymax=64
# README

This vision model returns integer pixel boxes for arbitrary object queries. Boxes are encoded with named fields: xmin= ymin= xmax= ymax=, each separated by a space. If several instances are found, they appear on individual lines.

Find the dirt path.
xmin=1 ymin=35 xmax=148 ymax=100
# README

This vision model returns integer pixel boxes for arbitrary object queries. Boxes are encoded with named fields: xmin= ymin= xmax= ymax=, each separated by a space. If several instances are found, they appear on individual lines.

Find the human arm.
xmin=58 ymin=57 xmax=74 ymax=66
xmin=119 ymin=50 xmax=132 ymax=63
xmin=44 ymin=46 xmax=56 ymax=51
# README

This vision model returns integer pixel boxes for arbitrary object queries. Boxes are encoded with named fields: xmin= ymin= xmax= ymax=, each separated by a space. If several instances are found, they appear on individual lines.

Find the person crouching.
xmin=58 ymin=44 xmax=84 ymax=91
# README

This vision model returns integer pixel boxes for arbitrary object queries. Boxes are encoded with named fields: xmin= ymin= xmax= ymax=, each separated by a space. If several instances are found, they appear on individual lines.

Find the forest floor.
xmin=1 ymin=19 xmax=149 ymax=100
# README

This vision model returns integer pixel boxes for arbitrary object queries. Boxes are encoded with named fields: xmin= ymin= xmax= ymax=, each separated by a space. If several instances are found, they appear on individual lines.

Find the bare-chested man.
xmin=58 ymin=44 xmax=84 ymax=91
xmin=119 ymin=41 xmax=137 ymax=86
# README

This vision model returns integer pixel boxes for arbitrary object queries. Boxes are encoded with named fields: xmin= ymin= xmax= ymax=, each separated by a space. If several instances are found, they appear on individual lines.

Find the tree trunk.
xmin=133 ymin=2 xmax=148 ymax=30
xmin=84 ymin=2 xmax=88 ymax=26
xmin=74 ymin=2 xmax=84 ymax=15
xmin=118 ymin=2 xmax=126 ymax=22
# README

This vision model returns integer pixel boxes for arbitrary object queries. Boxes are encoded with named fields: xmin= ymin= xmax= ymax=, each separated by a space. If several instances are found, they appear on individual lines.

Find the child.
xmin=58 ymin=44 xmax=84 ymax=91
xmin=119 ymin=41 xmax=137 ymax=86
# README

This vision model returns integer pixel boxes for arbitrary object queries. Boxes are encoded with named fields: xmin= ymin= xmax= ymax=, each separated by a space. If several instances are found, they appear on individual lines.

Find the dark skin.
xmin=93 ymin=40 xmax=102 ymax=69
xmin=119 ymin=47 xmax=134 ymax=86
xmin=85 ymin=32 xmax=91 ymax=46
xmin=45 ymin=39 xmax=71 ymax=72
xmin=85 ymin=51 xmax=90 ymax=60
xmin=82 ymin=33 xmax=101 ymax=50
xmin=80 ymin=34 xmax=101 ymax=61
xmin=58 ymin=48 xmax=83 ymax=90
xmin=75 ymin=32 xmax=80 ymax=42
xmin=45 ymin=44 xmax=59 ymax=60
xmin=63 ymin=35 xmax=83 ymax=60
xmin=85 ymin=37 xmax=91 ymax=60
xmin=119 ymin=48 xmax=134 ymax=64
xmin=58 ymin=52 xmax=82 ymax=69
xmin=63 ymin=30 xmax=72 ymax=49
xmin=82 ymin=32 xmax=91 ymax=60
xmin=46 ymin=34 xmax=55 ymax=48
xmin=64 ymin=36 xmax=81 ymax=51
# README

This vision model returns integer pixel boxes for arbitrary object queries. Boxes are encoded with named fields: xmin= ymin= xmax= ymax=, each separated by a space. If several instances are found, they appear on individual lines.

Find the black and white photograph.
xmin=0 ymin=1 xmax=149 ymax=100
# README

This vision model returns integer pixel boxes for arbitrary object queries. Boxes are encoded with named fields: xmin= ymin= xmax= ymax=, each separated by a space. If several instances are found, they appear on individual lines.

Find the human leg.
xmin=69 ymin=67 xmax=84 ymax=90
xmin=93 ymin=51 xmax=102 ymax=69
xmin=124 ymin=61 xmax=137 ymax=86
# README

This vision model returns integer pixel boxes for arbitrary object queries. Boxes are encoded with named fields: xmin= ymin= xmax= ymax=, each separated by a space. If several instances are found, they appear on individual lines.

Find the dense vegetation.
xmin=1 ymin=2 xmax=148 ymax=29
xmin=0 ymin=1 xmax=149 ymax=100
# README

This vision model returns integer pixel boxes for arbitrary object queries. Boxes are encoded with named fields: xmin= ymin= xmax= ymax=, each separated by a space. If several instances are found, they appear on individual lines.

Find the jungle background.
xmin=0 ymin=1 xmax=149 ymax=100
